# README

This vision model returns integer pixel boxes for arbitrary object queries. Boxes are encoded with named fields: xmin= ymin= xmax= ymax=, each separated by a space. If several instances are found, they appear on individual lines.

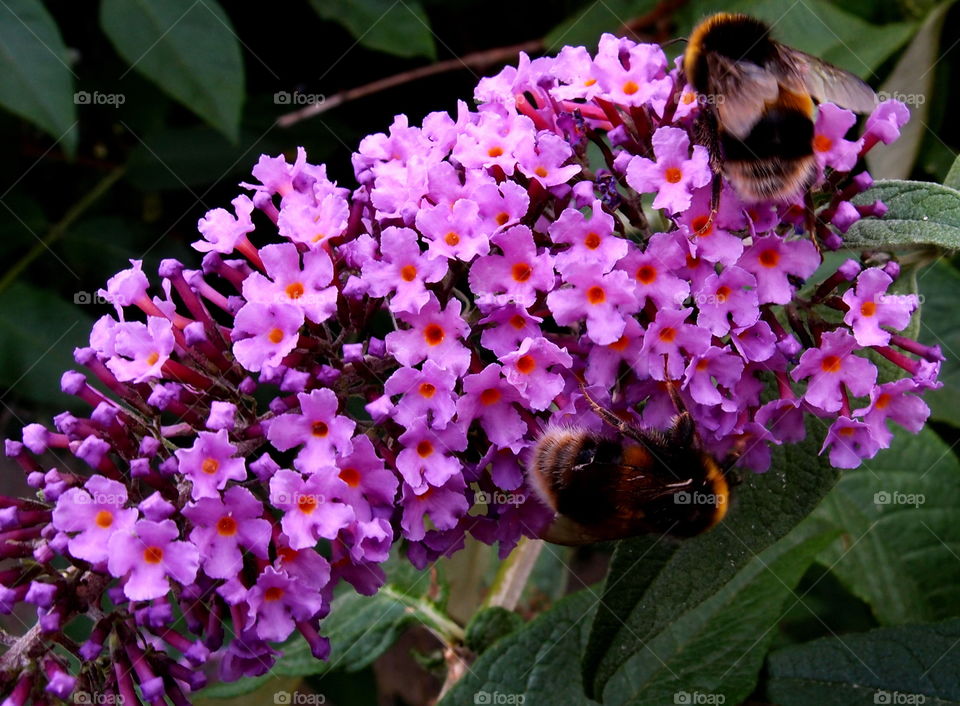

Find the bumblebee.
xmin=527 ymin=390 xmax=732 ymax=545
xmin=684 ymin=12 xmax=877 ymax=203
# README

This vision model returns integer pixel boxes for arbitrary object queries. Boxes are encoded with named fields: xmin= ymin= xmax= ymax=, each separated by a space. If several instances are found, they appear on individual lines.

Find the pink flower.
xmin=175 ymin=430 xmax=247 ymax=499
xmin=385 ymin=294 xmax=472 ymax=377
xmin=626 ymin=127 xmax=711 ymax=213
xmin=266 ymin=389 xmax=356 ymax=474
xmin=547 ymin=265 xmax=638 ymax=345
xmin=457 ymin=364 xmax=527 ymax=451
xmin=549 ymin=200 xmax=627 ymax=273
xmin=813 ymin=103 xmax=862 ymax=171
xmin=232 ymin=301 xmax=304 ymax=372
xmin=469 ymin=225 xmax=556 ymax=308
xmin=842 ymin=267 xmax=917 ymax=346
xmin=501 ymin=337 xmax=573 ymax=411
xmin=358 ymin=226 xmax=447 ymax=314
xmin=821 ymin=417 xmax=882 ymax=468
xmin=107 ymin=519 xmax=199 ymax=601
xmin=269 ymin=469 xmax=354 ymax=549
xmin=792 ymin=330 xmax=878 ymax=413
xmin=242 ymin=243 xmax=338 ymax=324
xmin=105 ymin=317 xmax=175 ymax=383
xmin=52 ymin=476 xmax=138 ymax=564
xmin=195 ymin=195 xmax=255 ymax=254
xmin=737 ymin=236 xmax=820 ymax=305
xmin=384 ymin=361 xmax=458 ymax=431
xmin=184 ymin=486 xmax=271 ymax=580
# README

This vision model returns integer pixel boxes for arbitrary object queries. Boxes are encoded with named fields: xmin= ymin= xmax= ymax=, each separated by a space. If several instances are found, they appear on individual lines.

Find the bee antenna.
xmin=662 ymin=37 xmax=688 ymax=47
xmin=579 ymin=384 xmax=631 ymax=434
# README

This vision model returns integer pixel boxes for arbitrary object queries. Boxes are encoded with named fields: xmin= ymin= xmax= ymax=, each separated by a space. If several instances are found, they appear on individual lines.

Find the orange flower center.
xmin=584 ymin=78 xmax=597 ymax=87
xmin=584 ymin=232 xmax=601 ymax=249
xmin=416 ymin=440 xmax=433 ymax=458
xmin=516 ymin=355 xmax=536 ymax=374
xmin=534 ymin=166 xmax=548 ymax=178
xmin=339 ymin=467 xmax=361 ymax=487
xmin=696 ymin=358 xmax=710 ymax=371
xmin=143 ymin=546 xmax=164 ymax=564
xmin=268 ymin=328 xmax=284 ymax=344
xmin=400 ymin=265 xmax=417 ymax=282
xmin=512 ymin=263 xmax=532 ymax=282
xmin=609 ymin=335 xmax=629 ymax=352
xmin=875 ymin=393 xmax=891 ymax=409
xmin=216 ymin=516 xmax=237 ymax=536
xmin=860 ymin=301 xmax=877 ymax=317
xmin=839 ymin=426 xmax=856 ymax=437
xmin=636 ymin=265 xmax=657 ymax=284
xmin=509 ymin=314 xmax=526 ymax=329
xmin=664 ymin=167 xmax=682 ymax=184
xmin=285 ymin=282 xmax=304 ymax=299
xmin=264 ymin=586 xmax=284 ymax=602
xmin=146 ymin=352 xmax=160 ymax=366
xmin=445 ymin=231 xmax=460 ymax=246
xmin=622 ymin=81 xmax=639 ymax=95
xmin=682 ymin=92 xmax=695 ymax=105
xmin=586 ymin=286 xmax=606 ymax=304
xmin=311 ymin=421 xmax=329 ymax=437
xmin=201 ymin=458 xmax=219 ymax=475
xmin=821 ymin=355 xmax=842 ymax=373
xmin=659 ymin=327 xmax=677 ymax=343
xmin=277 ymin=546 xmax=298 ymax=562
xmin=480 ymin=388 xmax=501 ymax=406
xmin=759 ymin=249 xmax=780 ymax=268
xmin=495 ymin=212 xmax=509 ymax=226
xmin=424 ymin=324 xmax=445 ymax=346
xmin=813 ymin=134 xmax=833 ymax=152
xmin=94 ymin=510 xmax=113 ymax=529
xmin=692 ymin=215 xmax=713 ymax=236
xmin=488 ymin=146 xmax=504 ymax=158
xmin=715 ymin=286 xmax=731 ymax=302
xmin=298 ymin=495 xmax=317 ymax=514
xmin=418 ymin=382 xmax=436 ymax=398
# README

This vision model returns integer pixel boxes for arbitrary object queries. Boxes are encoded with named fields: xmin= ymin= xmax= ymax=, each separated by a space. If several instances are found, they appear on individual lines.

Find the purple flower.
xmin=196 ymin=195 xmax=255 ymax=254
xmin=813 ymin=103 xmax=862 ymax=171
xmin=385 ymin=294 xmax=472 ymax=377
xmin=842 ymin=267 xmax=917 ymax=346
xmin=864 ymin=100 xmax=909 ymax=146
xmin=516 ymin=131 xmax=581 ymax=187
xmin=821 ymin=417 xmax=882 ymax=468
xmin=232 ymin=301 xmax=304 ymax=372
xmin=695 ymin=266 xmax=760 ymax=336
xmin=51 ymin=476 xmax=137 ymax=564
xmin=107 ymin=519 xmax=199 ymax=601
xmin=400 ymin=476 xmax=470 ymax=542
xmin=396 ymin=424 xmax=467 ymax=491
xmin=617 ymin=232 xmax=690 ymax=310
xmin=548 ymin=200 xmax=627 ymax=273
xmin=683 ymin=346 xmax=745 ymax=406
xmin=330 ymin=435 xmax=398 ymax=510
xmin=737 ymin=236 xmax=820 ymax=305
xmin=104 ymin=317 xmax=175 ymax=383
xmin=501 ymin=337 xmax=573 ymax=411
xmin=792 ymin=330 xmax=878 ymax=413
xmin=266 ymin=388 xmax=356 ymax=474
xmin=269 ymin=469 xmax=355 ymax=549
xmin=547 ymin=265 xmax=638 ymax=345
xmin=175 ymin=430 xmax=247 ymax=499
xmin=469 ymin=225 xmax=555 ymax=308
xmin=457 ymin=364 xmax=528 ymax=451
xmin=242 ymin=243 xmax=338 ymax=324
xmin=853 ymin=379 xmax=930 ymax=446
xmin=479 ymin=306 xmax=544 ymax=357
xmin=416 ymin=198 xmax=490 ymax=262
xmin=626 ymin=127 xmax=711 ymax=213
xmin=639 ymin=307 xmax=711 ymax=380
xmin=384 ymin=361 xmax=458 ymax=430
xmin=245 ymin=566 xmax=325 ymax=642
xmin=183 ymin=486 xmax=271 ymax=579
xmin=359 ymin=226 xmax=448 ymax=314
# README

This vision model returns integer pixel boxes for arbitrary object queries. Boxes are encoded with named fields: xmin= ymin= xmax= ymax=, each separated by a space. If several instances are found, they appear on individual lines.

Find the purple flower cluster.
xmin=0 ymin=32 xmax=941 ymax=703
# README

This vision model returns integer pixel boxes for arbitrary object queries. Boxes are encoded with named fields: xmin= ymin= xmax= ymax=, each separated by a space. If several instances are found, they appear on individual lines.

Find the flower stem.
xmin=482 ymin=536 xmax=544 ymax=611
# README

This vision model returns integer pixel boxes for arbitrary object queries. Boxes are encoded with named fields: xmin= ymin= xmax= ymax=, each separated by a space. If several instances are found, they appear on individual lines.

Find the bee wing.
xmin=775 ymin=44 xmax=877 ymax=113
xmin=707 ymin=52 xmax=780 ymax=138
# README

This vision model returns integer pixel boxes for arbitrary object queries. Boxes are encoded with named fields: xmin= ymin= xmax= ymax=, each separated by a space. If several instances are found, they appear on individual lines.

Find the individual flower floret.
xmin=625 ymin=127 xmax=711 ymax=213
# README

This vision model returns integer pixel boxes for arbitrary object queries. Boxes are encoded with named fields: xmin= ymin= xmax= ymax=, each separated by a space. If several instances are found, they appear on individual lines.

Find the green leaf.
xmin=99 ymin=0 xmax=244 ymax=140
xmin=676 ymin=0 xmax=914 ymax=77
xmin=944 ymin=154 xmax=960 ymax=190
xmin=766 ymin=618 xmax=960 ymax=705
xmin=916 ymin=259 xmax=960 ymax=426
xmin=0 ymin=0 xmax=77 ymax=154
xmin=0 ymin=283 xmax=93 ymax=408
xmin=583 ymin=417 xmax=840 ymax=700
xmin=545 ymin=0 xmax=658 ymax=51
xmin=815 ymin=428 xmax=960 ymax=625
xmin=273 ymin=580 xmax=458 ymax=677
xmin=846 ymin=180 xmax=960 ymax=250
xmin=865 ymin=1 xmax=955 ymax=179
xmin=440 ymin=589 xmax=599 ymax=706
xmin=310 ymin=0 xmax=436 ymax=60
xmin=465 ymin=606 xmax=524 ymax=654
xmin=600 ymin=520 xmax=839 ymax=705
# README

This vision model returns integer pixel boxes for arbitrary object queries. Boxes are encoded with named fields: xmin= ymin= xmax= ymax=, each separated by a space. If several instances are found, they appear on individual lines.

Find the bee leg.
xmin=699 ymin=173 xmax=722 ymax=236
xmin=579 ymin=384 xmax=645 ymax=440
xmin=803 ymin=191 xmax=822 ymax=256
xmin=669 ymin=411 xmax=697 ymax=446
